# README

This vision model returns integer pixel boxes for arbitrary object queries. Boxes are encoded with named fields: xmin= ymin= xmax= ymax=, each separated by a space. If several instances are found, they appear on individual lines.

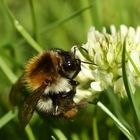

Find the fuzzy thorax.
xmin=23 ymin=50 xmax=62 ymax=91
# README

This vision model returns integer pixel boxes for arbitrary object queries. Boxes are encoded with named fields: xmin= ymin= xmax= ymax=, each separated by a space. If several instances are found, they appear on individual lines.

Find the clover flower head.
xmin=73 ymin=25 xmax=140 ymax=102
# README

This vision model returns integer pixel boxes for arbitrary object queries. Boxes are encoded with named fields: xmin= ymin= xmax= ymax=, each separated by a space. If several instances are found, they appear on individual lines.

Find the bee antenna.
xmin=80 ymin=60 xmax=96 ymax=65
xmin=73 ymin=46 xmax=88 ymax=57
xmin=73 ymin=46 xmax=96 ymax=66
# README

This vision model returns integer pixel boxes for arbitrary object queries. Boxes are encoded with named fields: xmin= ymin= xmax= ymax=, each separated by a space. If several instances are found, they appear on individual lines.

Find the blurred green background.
xmin=0 ymin=0 xmax=140 ymax=139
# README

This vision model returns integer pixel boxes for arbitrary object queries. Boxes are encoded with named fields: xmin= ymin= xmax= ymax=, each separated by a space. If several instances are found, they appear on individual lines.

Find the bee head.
xmin=55 ymin=48 xmax=81 ymax=79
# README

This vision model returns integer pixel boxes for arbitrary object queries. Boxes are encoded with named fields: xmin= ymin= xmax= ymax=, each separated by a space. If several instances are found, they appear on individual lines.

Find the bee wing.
xmin=19 ymin=84 xmax=46 ymax=128
xmin=9 ymin=75 xmax=27 ymax=106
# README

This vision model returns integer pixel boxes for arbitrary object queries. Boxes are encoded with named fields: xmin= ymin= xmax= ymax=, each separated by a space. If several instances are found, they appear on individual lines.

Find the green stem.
xmin=25 ymin=125 xmax=36 ymax=140
xmin=53 ymin=129 xmax=67 ymax=140
xmin=92 ymin=117 xmax=99 ymax=140
xmin=0 ymin=56 xmax=18 ymax=128
xmin=51 ymin=136 xmax=57 ymax=140
xmin=2 ymin=0 xmax=43 ymax=53
xmin=97 ymin=101 xmax=135 ymax=140
xmin=122 ymin=39 xmax=140 ymax=137
xmin=40 ymin=4 xmax=93 ymax=34
xmin=0 ymin=56 xmax=17 ymax=83
xmin=0 ymin=109 xmax=17 ymax=129
xmin=29 ymin=0 xmax=38 ymax=41
xmin=14 ymin=20 xmax=42 ymax=53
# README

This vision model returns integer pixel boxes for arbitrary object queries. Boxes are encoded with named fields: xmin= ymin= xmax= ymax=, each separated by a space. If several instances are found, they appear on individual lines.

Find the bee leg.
xmin=69 ymin=79 xmax=79 ymax=86
xmin=61 ymin=89 xmax=76 ymax=99
xmin=53 ymin=105 xmax=60 ymax=115
xmin=55 ymin=105 xmax=58 ymax=113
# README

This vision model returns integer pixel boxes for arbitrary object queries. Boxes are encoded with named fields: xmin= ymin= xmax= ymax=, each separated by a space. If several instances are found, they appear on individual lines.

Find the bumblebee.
xmin=10 ymin=48 xmax=82 ymax=128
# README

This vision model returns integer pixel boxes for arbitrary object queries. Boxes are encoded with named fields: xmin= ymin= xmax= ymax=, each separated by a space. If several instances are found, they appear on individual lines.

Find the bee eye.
xmin=62 ymin=61 xmax=73 ymax=70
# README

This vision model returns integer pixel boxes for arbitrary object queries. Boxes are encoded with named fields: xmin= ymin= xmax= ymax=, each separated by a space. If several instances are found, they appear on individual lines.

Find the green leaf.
xmin=122 ymin=38 xmax=140 ymax=138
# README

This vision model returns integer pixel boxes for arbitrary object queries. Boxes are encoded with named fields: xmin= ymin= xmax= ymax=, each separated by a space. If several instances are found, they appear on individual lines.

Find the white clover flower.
xmin=73 ymin=25 xmax=140 ymax=101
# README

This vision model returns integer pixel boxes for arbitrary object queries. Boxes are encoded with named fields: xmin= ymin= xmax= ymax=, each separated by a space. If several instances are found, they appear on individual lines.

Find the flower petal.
xmin=90 ymin=81 xmax=103 ymax=91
